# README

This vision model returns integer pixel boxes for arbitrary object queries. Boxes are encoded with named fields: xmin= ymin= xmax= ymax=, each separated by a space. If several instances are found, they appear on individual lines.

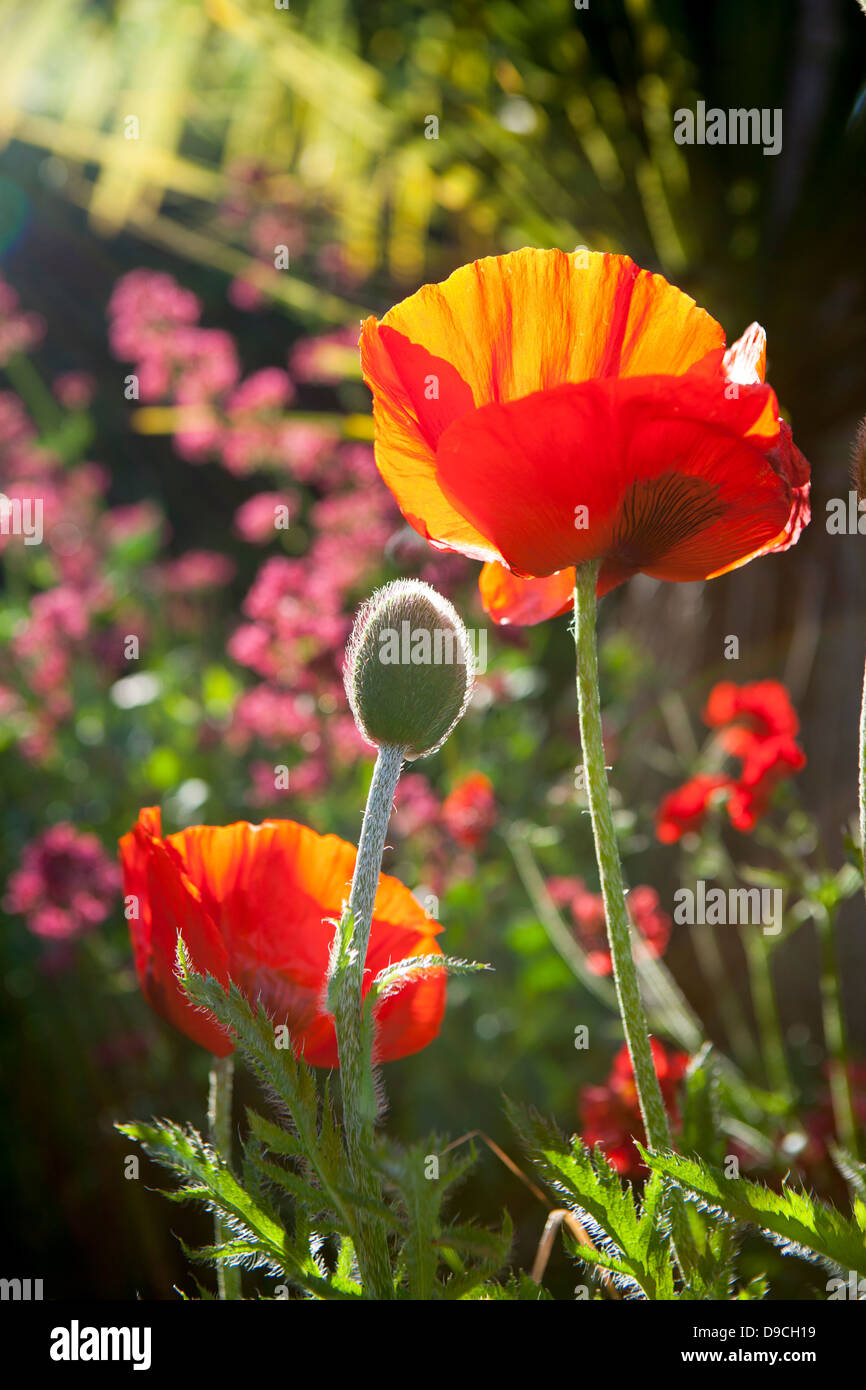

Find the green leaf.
xmin=737 ymin=1274 xmax=769 ymax=1300
xmin=640 ymin=1146 xmax=866 ymax=1277
xmin=467 ymin=1271 xmax=553 ymax=1301
xmin=828 ymin=1148 xmax=866 ymax=1235
xmin=176 ymin=937 xmax=355 ymax=1232
xmin=506 ymin=1100 xmax=676 ymax=1299
xmin=373 ymin=1139 xmax=445 ymax=1299
xmin=116 ymin=1118 xmax=288 ymax=1273
xmin=370 ymin=1135 xmax=509 ymax=1300
xmin=439 ymin=1213 xmax=514 ymax=1300
xmin=369 ymin=954 xmax=492 ymax=1003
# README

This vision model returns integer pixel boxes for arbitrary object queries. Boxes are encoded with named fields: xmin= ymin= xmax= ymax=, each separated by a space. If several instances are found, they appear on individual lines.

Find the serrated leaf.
xmin=370 ymin=953 xmax=492 ymax=1004
xmin=506 ymin=1100 xmax=676 ymax=1299
xmin=176 ymin=938 xmax=355 ymax=1233
xmin=640 ymin=1146 xmax=866 ymax=1277
xmin=116 ymin=1118 xmax=288 ymax=1271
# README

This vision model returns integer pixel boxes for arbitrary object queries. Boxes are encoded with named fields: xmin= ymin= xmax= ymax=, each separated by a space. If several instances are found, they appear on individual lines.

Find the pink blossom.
xmin=101 ymin=501 xmax=165 ymax=548
xmin=226 ymin=368 xmax=294 ymax=414
xmin=108 ymin=270 xmax=201 ymax=359
xmin=392 ymin=773 xmax=441 ymax=838
xmin=0 ymin=278 xmax=44 ymax=364
xmin=228 ymin=277 xmax=265 ymax=312
xmin=233 ymin=491 xmax=296 ymax=544
xmin=53 ymin=372 xmax=96 ymax=410
xmin=273 ymin=421 xmax=339 ymax=481
xmin=160 ymin=550 xmax=236 ymax=592
xmin=229 ymin=685 xmax=320 ymax=746
xmin=4 ymin=823 xmax=120 ymax=940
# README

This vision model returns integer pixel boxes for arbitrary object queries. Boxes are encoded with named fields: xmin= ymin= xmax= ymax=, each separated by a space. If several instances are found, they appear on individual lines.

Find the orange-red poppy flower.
xmin=360 ymin=249 xmax=809 ymax=626
xmin=119 ymin=807 xmax=445 ymax=1066
xmin=655 ymin=773 xmax=732 ymax=844
xmin=655 ymin=679 xmax=806 ymax=841
xmin=703 ymin=679 xmax=800 ymax=741
xmin=441 ymin=771 xmax=497 ymax=850
xmin=580 ymin=1038 xmax=689 ymax=1178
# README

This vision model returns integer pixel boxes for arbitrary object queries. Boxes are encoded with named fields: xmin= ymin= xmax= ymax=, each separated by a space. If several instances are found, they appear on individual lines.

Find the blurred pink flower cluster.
xmin=103 ymin=264 xmax=476 ymax=810
xmin=547 ymin=876 xmax=672 ymax=975
xmin=0 ymin=277 xmax=44 ymax=364
xmin=107 ymin=268 xmax=355 ymax=478
xmin=227 ymin=455 xmax=399 ymax=800
xmin=3 ymin=822 xmax=119 ymax=940
xmin=0 ymin=392 xmax=159 ymax=759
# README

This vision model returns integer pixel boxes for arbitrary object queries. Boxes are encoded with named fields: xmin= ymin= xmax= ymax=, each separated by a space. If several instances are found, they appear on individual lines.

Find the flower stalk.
xmin=207 ymin=1055 xmax=241 ymax=1300
xmin=573 ymin=561 xmax=699 ymax=1276
xmin=572 ymin=561 xmax=673 ymax=1151
xmin=330 ymin=742 xmax=405 ymax=1298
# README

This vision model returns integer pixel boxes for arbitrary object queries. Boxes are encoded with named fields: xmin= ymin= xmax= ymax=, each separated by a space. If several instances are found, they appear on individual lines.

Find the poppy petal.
xmin=360 ymin=249 xmax=726 ymax=551
xmin=723 ymin=322 xmax=767 ymax=385
xmin=435 ymin=374 xmax=788 ymax=591
xmin=479 ymin=561 xmax=575 ymax=626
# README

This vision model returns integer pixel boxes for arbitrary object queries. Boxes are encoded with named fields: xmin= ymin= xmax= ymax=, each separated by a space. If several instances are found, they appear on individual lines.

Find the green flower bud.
xmin=344 ymin=580 xmax=475 ymax=759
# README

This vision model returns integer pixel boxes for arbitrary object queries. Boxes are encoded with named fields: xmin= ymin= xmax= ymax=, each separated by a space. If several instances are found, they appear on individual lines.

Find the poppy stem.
xmin=207 ymin=1055 xmax=241 ymax=1300
xmin=572 ymin=562 xmax=673 ymax=1152
xmin=573 ymin=563 xmax=700 ymax=1277
xmin=332 ymin=742 xmax=404 ymax=1298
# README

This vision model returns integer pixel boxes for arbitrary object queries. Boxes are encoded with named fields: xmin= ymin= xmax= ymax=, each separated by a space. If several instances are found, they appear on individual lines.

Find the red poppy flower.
xmin=360 ymin=249 xmax=809 ymax=626
xmin=703 ymin=679 xmax=800 ymax=741
xmin=724 ymin=732 xmax=807 ymax=831
xmin=656 ymin=680 xmax=806 ymax=841
xmin=441 ymin=772 xmax=497 ymax=850
xmin=119 ymin=807 xmax=445 ymax=1066
xmin=478 ymin=562 xmax=574 ymax=627
xmin=580 ymin=1039 xmax=688 ymax=1177
xmin=656 ymin=774 xmax=732 ymax=843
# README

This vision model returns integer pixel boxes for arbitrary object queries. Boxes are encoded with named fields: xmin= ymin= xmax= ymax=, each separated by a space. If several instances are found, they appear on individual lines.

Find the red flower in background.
xmin=656 ymin=774 xmax=731 ymax=844
xmin=580 ymin=1039 xmax=689 ymax=1178
xmin=724 ymin=732 xmax=807 ymax=832
xmin=548 ymin=877 xmax=671 ymax=974
xmin=441 ymin=772 xmax=497 ymax=850
xmin=119 ymin=807 xmax=445 ymax=1066
xmin=360 ymin=249 xmax=809 ymax=627
xmin=703 ymin=680 xmax=800 ymax=741
xmin=800 ymin=1064 xmax=866 ymax=1188
xmin=656 ymin=680 xmax=805 ymax=841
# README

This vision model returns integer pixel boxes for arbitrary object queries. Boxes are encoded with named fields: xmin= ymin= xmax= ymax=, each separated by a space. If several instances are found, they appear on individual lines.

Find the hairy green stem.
xmin=573 ymin=563 xmax=672 ymax=1151
xmin=573 ymin=563 xmax=699 ymax=1277
xmin=332 ymin=743 xmax=404 ymax=1298
xmin=208 ymin=1055 xmax=242 ymax=1300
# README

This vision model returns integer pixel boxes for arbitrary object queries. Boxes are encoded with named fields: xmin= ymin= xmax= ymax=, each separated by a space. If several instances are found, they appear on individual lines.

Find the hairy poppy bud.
xmin=344 ymin=580 xmax=474 ymax=759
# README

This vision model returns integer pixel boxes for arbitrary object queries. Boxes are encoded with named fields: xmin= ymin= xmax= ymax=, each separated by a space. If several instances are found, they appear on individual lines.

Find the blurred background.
xmin=1 ymin=0 xmax=865 ymax=1300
